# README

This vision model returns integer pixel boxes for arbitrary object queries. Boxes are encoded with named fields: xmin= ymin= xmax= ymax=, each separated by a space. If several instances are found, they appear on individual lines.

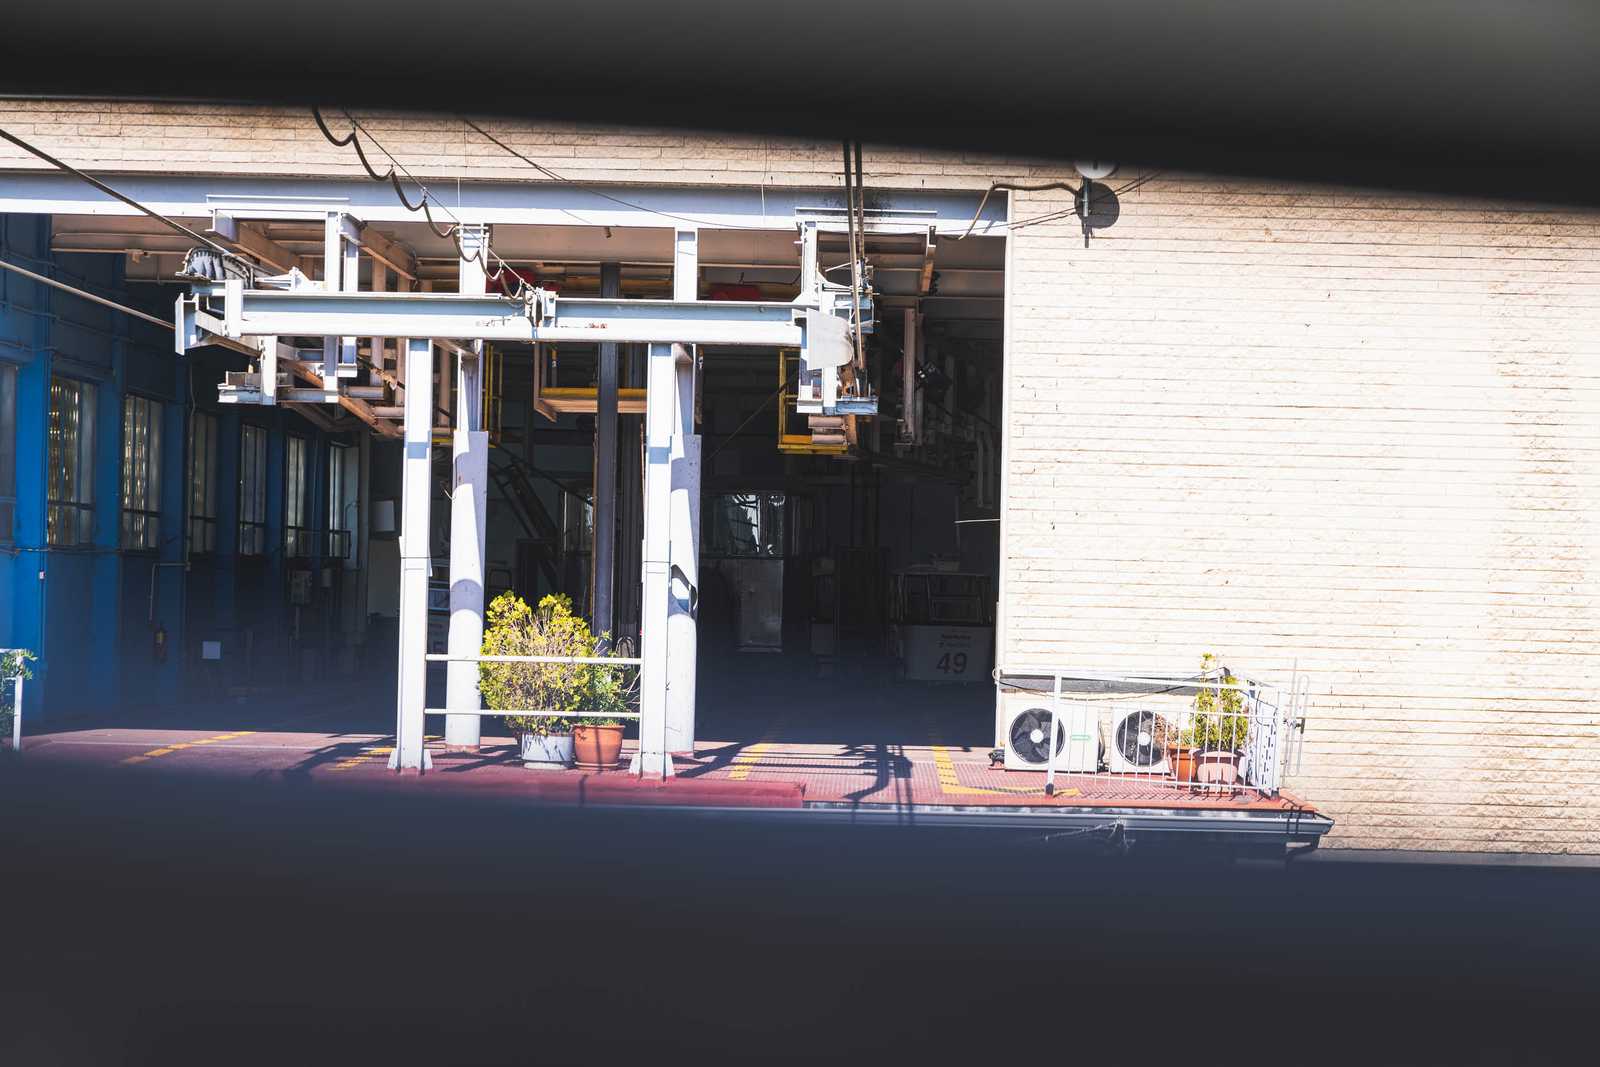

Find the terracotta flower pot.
xmin=1169 ymin=746 xmax=1199 ymax=783
xmin=572 ymin=723 xmax=625 ymax=770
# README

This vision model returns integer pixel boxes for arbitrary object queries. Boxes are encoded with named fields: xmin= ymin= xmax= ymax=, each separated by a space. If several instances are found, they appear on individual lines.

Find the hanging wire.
xmin=954 ymin=169 xmax=1168 ymax=239
xmin=0 ymin=126 xmax=254 ymax=268
xmin=459 ymin=116 xmax=779 ymax=232
xmin=312 ymin=107 xmax=536 ymax=301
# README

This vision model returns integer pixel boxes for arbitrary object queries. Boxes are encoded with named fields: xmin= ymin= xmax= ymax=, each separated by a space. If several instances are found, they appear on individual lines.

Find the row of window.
xmin=0 ymin=367 xmax=355 ymax=557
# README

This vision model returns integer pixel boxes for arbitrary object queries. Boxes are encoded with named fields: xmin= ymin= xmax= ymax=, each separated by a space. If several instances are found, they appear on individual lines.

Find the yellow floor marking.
xmin=330 ymin=744 xmax=395 ymax=771
xmin=927 ymin=734 xmax=1079 ymax=799
xmin=120 ymin=730 xmax=257 ymax=765
xmin=727 ymin=742 xmax=772 ymax=780
xmin=725 ymin=717 xmax=788 ymax=781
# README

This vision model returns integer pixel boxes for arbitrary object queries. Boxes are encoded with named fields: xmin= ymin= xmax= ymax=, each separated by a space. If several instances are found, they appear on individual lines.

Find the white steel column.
xmin=390 ymin=335 xmax=435 ymax=772
xmin=666 ymin=227 xmax=700 ymax=754
xmin=322 ymin=211 xmax=360 ymax=397
xmin=632 ymin=340 xmax=678 ymax=778
xmin=445 ymin=225 xmax=489 ymax=749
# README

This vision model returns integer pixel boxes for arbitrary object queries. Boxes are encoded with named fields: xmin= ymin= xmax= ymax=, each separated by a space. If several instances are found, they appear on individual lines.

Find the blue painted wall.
xmin=0 ymin=213 xmax=356 ymax=724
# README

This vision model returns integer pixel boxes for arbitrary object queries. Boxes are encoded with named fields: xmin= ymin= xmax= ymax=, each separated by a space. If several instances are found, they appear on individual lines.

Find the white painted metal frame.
xmin=445 ymin=224 xmax=490 ymax=749
xmin=181 ymin=226 xmax=856 ymax=775
xmin=388 ymin=337 xmax=436 ymax=771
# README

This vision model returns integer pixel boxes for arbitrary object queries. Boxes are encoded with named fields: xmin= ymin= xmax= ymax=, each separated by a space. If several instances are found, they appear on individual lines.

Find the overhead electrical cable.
xmin=459 ymin=117 xmax=780 ymax=232
xmin=312 ymin=107 xmax=535 ymax=300
xmin=0 ymin=256 xmax=173 ymax=329
xmin=0 ymin=125 xmax=253 ymax=267
xmin=955 ymin=169 xmax=1168 ymax=239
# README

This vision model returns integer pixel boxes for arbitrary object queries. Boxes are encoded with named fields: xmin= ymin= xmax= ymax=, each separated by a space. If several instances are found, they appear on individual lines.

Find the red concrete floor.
xmin=17 ymin=674 xmax=1318 ymax=818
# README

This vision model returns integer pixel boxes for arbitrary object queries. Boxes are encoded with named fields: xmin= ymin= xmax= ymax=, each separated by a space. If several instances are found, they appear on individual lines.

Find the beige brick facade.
xmin=5 ymin=100 xmax=1598 ymax=852
xmin=1002 ymin=180 xmax=1600 ymax=853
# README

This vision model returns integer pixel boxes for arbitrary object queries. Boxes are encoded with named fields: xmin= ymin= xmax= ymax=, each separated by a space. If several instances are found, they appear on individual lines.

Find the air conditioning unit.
xmin=1105 ymin=708 xmax=1175 ymax=775
xmin=997 ymin=690 xmax=1099 ymax=773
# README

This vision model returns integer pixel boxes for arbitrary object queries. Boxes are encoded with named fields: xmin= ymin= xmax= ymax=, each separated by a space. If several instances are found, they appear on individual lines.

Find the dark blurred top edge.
xmin=0 ymin=1 xmax=1596 ymax=205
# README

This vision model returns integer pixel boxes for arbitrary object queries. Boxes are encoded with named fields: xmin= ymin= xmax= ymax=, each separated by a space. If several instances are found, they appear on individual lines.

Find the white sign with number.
xmin=899 ymin=625 xmax=995 ymax=682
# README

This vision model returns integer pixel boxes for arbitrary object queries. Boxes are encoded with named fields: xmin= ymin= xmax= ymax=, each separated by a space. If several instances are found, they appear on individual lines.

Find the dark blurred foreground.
xmin=2 ymin=757 xmax=1596 ymax=1065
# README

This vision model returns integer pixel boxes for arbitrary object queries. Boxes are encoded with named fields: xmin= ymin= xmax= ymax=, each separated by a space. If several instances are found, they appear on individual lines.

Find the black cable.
xmin=0 ymin=126 xmax=249 ymax=265
xmin=460 ymin=117 xmax=778 ymax=232
xmin=957 ymin=169 xmax=1168 ymax=238
xmin=312 ymin=108 xmax=533 ymax=300
xmin=1008 ymin=169 xmax=1168 ymax=233
xmin=703 ymin=380 xmax=787 ymax=466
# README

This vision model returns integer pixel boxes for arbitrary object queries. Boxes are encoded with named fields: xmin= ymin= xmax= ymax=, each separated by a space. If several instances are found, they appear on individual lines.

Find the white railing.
xmin=994 ymin=665 xmax=1311 ymax=798
xmin=421 ymin=652 xmax=643 ymax=720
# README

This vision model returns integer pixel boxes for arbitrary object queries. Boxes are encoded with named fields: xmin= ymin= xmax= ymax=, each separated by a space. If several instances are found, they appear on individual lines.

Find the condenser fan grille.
xmin=1114 ymin=710 xmax=1172 ymax=767
xmin=1007 ymin=708 xmax=1066 ymax=765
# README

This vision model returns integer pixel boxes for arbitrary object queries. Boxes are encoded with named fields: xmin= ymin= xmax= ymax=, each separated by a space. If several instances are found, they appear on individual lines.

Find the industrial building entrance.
xmin=498 ymin=222 xmax=1007 ymax=755
xmin=0 ymin=132 xmax=1325 ymax=845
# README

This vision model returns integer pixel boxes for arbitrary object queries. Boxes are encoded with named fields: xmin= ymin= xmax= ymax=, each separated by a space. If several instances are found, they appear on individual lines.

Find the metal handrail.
xmin=425 ymin=707 xmax=640 ymax=720
xmin=423 ymin=653 xmax=641 ymax=666
xmin=421 ymin=651 xmax=642 ymax=719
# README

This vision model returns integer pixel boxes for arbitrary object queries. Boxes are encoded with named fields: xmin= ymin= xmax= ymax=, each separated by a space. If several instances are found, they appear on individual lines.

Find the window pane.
xmin=121 ymin=395 xmax=163 ymax=550
xmin=48 ymin=376 xmax=95 ymax=547
xmin=188 ymin=411 xmax=218 ymax=555
xmin=239 ymin=424 xmax=267 ymax=555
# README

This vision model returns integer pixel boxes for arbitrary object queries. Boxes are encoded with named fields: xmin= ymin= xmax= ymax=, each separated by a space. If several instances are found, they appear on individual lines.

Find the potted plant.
xmin=1191 ymin=652 xmax=1250 ymax=785
xmin=572 ymin=636 xmax=636 ymax=770
xmin=1166 ymin=719 xmax=1200 ymax=783
xmin=478 ymin=592 xmax=597 ymax=770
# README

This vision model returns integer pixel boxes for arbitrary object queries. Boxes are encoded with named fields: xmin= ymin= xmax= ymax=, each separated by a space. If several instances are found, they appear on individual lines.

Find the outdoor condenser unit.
xmin=1104 ymin=708 xmax=1174 ymax=775
xmin=997 ymin=690 xmax=1099 ymax=773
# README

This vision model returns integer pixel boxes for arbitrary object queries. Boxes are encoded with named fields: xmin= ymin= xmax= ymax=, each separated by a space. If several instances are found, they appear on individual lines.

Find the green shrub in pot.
xmin=478 ymin=592 xmax=596 ymax=747
xmin=1191 ymin=652 xmax=1249 ymax=752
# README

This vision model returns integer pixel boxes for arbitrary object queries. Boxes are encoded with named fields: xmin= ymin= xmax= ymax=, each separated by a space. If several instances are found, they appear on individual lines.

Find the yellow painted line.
xmin=120 ymin=731 xmax=257 ymax=765
xmin=927 ymin=734 xmax=1078 ymax=799
xmin=727 ymin=742 xmax=772 ymax=781
xmin=330 ymin=744 xmax=394 ymax=771
xmin=725 ymin=717 xmax=787 ymax=780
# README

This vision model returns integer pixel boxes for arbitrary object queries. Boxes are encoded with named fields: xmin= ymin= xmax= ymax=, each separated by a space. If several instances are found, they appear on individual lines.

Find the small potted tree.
xmin=1191 ymin=652 xmax=1249 ymax=785
xmin=1166 ymin=718 xmax=1200 ymax=783
xmin=478 ymin=592 xmax=592 ymax=769
xmin=572 ymin=636 xmax=636 ymax=770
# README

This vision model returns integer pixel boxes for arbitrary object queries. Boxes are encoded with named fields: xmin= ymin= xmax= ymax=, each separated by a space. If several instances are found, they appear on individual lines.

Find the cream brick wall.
xmin=1002 ymin=176 xmax=1600 ymax=853
xmin=6 ymin=100 xmax=1599 ymax=852
xmin=0 ymin=98 xmax=1033 ymax=189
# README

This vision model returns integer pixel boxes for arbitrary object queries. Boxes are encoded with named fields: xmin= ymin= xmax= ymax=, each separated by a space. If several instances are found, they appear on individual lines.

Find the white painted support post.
xmin=260 ymin=335 xmax=278 ymax=406
xmin=666 ymin=342 xmax=700 ymax=754
xmin=10 ymin=673 xmax=22 ymax=753
xmin=322 ymin=212 xmax=359 ymax=397
xmin=666 ymin=227 xmax=700 ymax=755
xmin=445 ymin=225 xmax=489 ymax=749
xmin=390 ymin=336 xmax=435 ymax=772
xmin=631 ymin=340 xmax=678 ymax=778
xmin=339 ymin=218 xmax=361 ymax=378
